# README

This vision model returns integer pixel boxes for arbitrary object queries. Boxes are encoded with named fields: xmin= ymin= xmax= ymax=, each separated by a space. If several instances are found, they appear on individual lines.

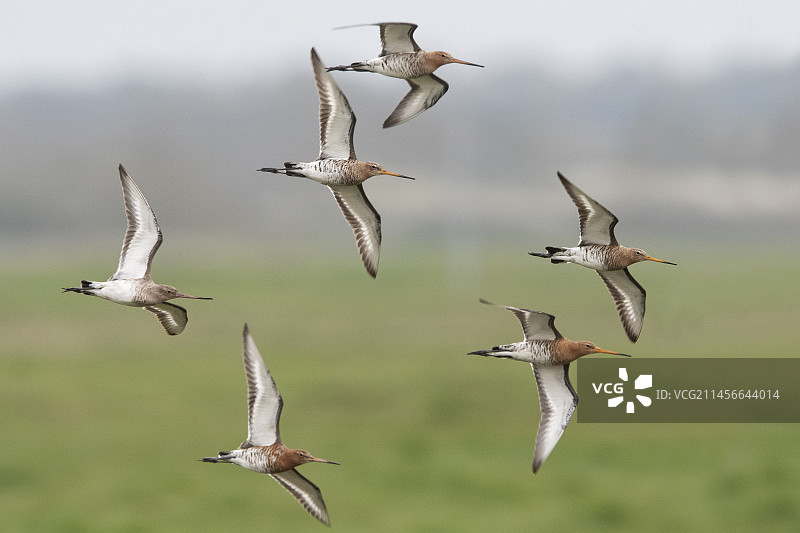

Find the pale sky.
xmin=3 ymin=0 xmax=799 ymax=93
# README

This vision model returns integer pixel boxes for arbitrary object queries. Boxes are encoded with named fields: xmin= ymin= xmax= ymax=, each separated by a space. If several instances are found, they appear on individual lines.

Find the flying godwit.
xmin=326 ymin=22 xmax=484 ymax=127
xmin=529 ymin=172 xmax=676 ymax=343
xmin=469 ymin=299 xmax=630 ymax=473
xmin=62 ymin=165 xmax=211 ymax=335
xmin=259 ymin=47 xmax=414 ymax=278
xmin=202 ymin=324 xmax=338 ymax=527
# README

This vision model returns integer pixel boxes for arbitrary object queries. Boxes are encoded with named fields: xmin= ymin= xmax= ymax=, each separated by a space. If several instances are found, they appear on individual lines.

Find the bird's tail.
xmin=468 ymin=346 xmax=516 ymax=359
xmin=529 ymin=247 xmax=568 ymax=264
xmin=200 ymin=451 xmax=234 ymax=463
xmin=326 ymin=62 xmax=370 ymax=72
xmin=62 ymin=280 xmax=98 ymax=294
xmin=258 ymin=162 xmax=304 ymax=177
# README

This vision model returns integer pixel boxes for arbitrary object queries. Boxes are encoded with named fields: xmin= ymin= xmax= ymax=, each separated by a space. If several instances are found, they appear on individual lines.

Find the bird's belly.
xmin=562 ymin=247 xmax=612 ymax=270
xmin=501 ymin=342 xmax=557 ymax=365
xmin=370 ymin=55 xmax=425 ymax=78
xmin=94 ymin=279 xmax=145 ymax=306
xmin=301 ymin=160 xmax=356 ymax=186
xmin=235 ymin=447 xmax=277 ymax=474
xmin=527 ymin=342 xmax=561 ymax=365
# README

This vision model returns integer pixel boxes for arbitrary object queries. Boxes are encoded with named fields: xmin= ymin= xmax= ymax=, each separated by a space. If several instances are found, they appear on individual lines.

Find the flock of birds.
xmin=62 ymin=22 xmax=675 ymax=527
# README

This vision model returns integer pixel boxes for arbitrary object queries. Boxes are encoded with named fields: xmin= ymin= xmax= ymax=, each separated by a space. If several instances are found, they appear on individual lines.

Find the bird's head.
xmin=426 ymin=51 xmax=484 ymax=69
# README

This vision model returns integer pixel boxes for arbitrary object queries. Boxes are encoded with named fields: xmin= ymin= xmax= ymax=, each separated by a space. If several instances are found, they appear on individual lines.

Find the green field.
xmin=1 ymin=244 xmax=799 ymax=531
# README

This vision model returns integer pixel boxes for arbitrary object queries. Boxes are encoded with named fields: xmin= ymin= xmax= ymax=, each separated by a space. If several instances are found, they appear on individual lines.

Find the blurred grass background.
xmin=1 ymin=243 xmax=798 ymax=531
xmin=3 ymin=4 xmax=799 ymax=531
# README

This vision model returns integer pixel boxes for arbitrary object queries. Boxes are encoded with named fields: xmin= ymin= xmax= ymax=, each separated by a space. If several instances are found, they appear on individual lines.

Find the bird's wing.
xmin=240 ymin=324 xmax=283 ymax=447
xmin=377 ymin=22 xmax=420 ymax=55
xmin=112 ymin=165 xmax=163 ymax=280
xmin=383 ymin=74 xmax=448 ymax=128
xmin=270 ymin=469 xmax=331 ymax=527
xmin=328 ymin=184 xmax=381 ymax=278
xmin=557 ymin=172 xmax=619 ymax=246
xmin=596 ymin=268 xmax=646 ymax=343
xmin=333 ymin=22 xmax=419 ymax=54
xmin=311 ymin=48 xmax=357 ymax=160
xmin=532 ymin=363 xmax=578 ymax=473
xmin=144 ymin=303 xmax=188 ymax=335
xmin=479 ymin=299 xmax=562 ymax=341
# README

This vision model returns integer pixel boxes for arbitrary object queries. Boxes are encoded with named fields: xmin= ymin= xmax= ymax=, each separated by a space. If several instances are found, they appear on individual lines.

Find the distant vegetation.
xmin=2 ymin=59 xmax=798 ymax=249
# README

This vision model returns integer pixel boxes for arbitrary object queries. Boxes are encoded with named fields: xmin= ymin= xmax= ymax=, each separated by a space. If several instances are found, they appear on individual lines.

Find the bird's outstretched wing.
xmin=312 ymin=48 xmax=357 ymax=160
xmin=112 ymin=165 xmax=162 ymax=280
xmin=479 ymin=299 xmax=562 ymax=341
xmin=329 ymin=184 xmax=381 ymax=278
xmin=270 ymin=469 xmax=332 ymax=527
xmin=144 ymin=302 xmax=188 ymax=335
xmin=383 ymin=74 xmax=448 ymax=128
xmin=558 ymin=172 xmax=619 ymax=246
xmin=240 ymin=324 xmax=283 ymax=448
xmin=596 ymin=268 xmax=646 ymax=343
xmin=334 ymin=22 xmax=420 ymax=55
xmin=532 ymin=363 xmax=578 ymax=473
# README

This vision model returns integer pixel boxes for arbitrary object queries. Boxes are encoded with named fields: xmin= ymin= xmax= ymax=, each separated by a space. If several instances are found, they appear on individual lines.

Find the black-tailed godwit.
xmin=327 ymin=22 xmax=483 ymax=127
xmin=469 ymin=299 xmax=630 ymax=473
xmin=202 ymin=324 xmax=338 ymax=527
xmin=529 ymin=172 xmax=676 ymax=342
xmin=259 ymin=48 xmax=414 ymax=278
xmin=62 ymin=165 xmax=211 ymax=335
